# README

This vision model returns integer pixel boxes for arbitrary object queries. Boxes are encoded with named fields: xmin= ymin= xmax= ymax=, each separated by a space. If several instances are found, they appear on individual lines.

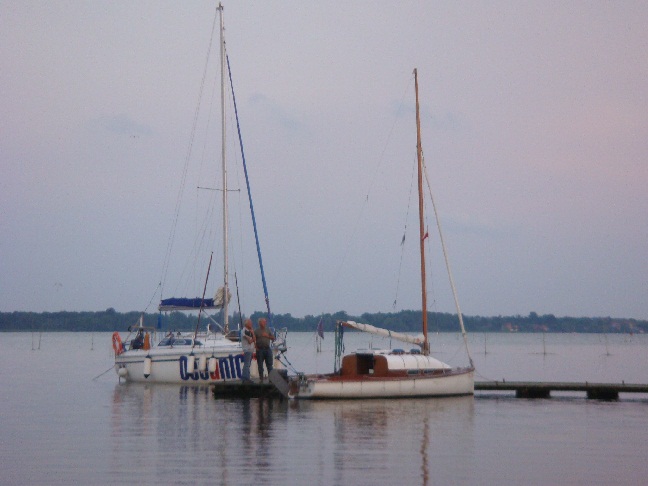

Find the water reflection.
xmin=420 ymin=413 xmax=429 ymax=486
xmin=110 ymin=383 xmax=474 ymax=485
xmin=111 ymin=384 xmax=292 ymax=484
xmin=4 ymin=332 xmax=648 ymax=485
xmin=289 ymin=397 xmax=475 ymax=485
xmin=242 ymin=397 xmax=279 ymax=471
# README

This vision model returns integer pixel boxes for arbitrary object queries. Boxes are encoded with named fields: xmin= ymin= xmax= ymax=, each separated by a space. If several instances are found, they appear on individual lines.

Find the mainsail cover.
xmin=159 ymin=297 xmax=218 ymax=311
xmin=339 ymin=320 xmax=424 ymax=346
xmin=159 ymin=287 xmax=232 ymax=311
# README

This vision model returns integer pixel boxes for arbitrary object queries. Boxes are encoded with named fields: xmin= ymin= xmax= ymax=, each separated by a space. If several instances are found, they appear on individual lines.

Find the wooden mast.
xmin=414 ymin=68 xmax=429 ymax=355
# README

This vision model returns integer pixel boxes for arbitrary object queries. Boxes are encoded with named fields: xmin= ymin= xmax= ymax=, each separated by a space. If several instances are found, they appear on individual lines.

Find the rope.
xmin=474 ymin=369 xmax=499 ymax=382
xmin=276 ymin=351 xmax=299 ymax=375
xmin=92 ymin=365 xmax=116 ymax=381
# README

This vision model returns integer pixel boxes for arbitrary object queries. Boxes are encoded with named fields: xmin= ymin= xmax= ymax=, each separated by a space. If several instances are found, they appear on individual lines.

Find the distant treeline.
xmin=0 ymin=308 xmax=646 ymax=334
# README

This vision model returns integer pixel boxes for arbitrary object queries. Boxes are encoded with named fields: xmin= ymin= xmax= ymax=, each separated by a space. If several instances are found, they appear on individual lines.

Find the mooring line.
xmin=92 ymin=365 xmax=115 ymax=381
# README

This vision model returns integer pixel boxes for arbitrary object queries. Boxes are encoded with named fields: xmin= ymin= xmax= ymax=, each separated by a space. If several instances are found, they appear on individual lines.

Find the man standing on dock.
xmin=254 ymin=317 xmax=275 ymax=382
xmin=241 ymin=319 xmax=256 ymax=383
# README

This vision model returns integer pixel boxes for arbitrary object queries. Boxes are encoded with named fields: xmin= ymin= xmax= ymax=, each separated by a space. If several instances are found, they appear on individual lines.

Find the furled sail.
xmin=339 ymin=320 xmax=424 ymax=346
xmin=214 ymin=286 xmax=231 ymax=307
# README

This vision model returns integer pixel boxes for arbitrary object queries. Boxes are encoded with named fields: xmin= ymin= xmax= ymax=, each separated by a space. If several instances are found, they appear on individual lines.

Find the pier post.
xmin=515 ymin=386 xmax=551 ymax=399
xmin=586 ymin=388 xmax=619 ymax=400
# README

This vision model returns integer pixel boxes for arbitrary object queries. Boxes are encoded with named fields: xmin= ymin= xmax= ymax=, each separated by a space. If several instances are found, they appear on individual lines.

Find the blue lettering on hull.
xmin=179 ymin=354 xmax=244 ymax=381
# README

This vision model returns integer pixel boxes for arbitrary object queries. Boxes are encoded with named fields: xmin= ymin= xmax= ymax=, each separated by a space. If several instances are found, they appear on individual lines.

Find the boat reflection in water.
xmin=110 ymin=383 xmax=473 ymax=485
xmin=288 ymin=397 xmax=475 ymax=485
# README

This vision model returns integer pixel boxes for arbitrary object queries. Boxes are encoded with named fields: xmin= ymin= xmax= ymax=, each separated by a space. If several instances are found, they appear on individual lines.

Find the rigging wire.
xmin=158 ymin=3 xmax=266 ymax=324
xmin=160 ymin=4 xmax=219 ymax=299
xmin=392 ymin=155 xmax=417 ymax=309
xmin=233 ymin=272 xmax=244 ymax=330
xmin=161 ymin=5 xmax=236 ymax=301
xmin=143 ymin=282 xmax=162 ymax=314
xmin=421 ymin=147 xmax=440 ymax=334
xmin=323 ymin=73 xmax=414 ymax=310
xmin=191 ymin=252 xmax=213 ymax=348
xmin=174 ymin=186 xmax=219 ymax=296
xmin=225 ymin=49 xmax=273 ymax=323
xmin=185 ymin=46 xmax=222 ymax=294
xmin=421 ymin=151 xmax=474 ymax=368
xmin=225 ymin=91 xmax=249 ymax=319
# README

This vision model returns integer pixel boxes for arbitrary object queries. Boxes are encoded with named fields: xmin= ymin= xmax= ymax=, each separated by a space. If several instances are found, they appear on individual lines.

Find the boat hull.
xmin=289 ymin=368 xmax=474 ymax=399
xmin=115 ymin=347 xmax=282 ymax=384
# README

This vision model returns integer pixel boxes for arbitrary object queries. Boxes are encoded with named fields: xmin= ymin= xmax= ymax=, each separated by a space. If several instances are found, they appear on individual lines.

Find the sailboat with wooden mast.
xmin=285 ymin=69 xmax=474 ymax=399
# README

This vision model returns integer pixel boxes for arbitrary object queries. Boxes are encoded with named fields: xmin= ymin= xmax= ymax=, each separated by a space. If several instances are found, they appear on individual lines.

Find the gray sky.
xmin=2 ymin=1 xmax=647 ymax=320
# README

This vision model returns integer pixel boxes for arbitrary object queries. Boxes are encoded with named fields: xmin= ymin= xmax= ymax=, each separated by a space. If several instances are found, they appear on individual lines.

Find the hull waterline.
xmin=289 ymin=368 xmax=474 ymax=399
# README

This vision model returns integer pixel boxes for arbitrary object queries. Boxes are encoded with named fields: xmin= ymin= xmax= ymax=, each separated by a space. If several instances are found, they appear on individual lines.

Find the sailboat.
xmin=285 ymin=69 xmax=474 ymax=399
xmin=113 ymin=3 xmax=286 ymax=384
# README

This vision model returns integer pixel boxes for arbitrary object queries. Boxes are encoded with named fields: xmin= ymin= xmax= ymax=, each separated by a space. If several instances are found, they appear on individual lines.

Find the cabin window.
xmin=356 ymin=354 xmax=374 ymax=375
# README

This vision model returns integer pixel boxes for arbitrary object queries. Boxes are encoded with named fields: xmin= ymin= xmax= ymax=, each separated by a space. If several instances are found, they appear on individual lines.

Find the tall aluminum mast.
xmin=218 ymin=3 xmax=229 ymax=333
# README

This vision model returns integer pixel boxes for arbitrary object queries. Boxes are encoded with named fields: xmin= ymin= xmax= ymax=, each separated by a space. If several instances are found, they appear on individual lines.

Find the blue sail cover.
xmin=158 ymin=297 xmax=220 ymax=311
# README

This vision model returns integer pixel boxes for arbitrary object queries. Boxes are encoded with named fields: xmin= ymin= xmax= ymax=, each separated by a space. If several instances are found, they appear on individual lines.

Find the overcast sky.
xmin=2 ymin=1 xmax=647 ymax=320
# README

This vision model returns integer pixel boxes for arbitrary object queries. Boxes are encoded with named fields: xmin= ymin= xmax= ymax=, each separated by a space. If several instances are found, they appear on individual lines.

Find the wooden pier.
xmin=211 ymin=379 xmax=648 ymax=400
xmin=212 ymin=371 xmax=290 ymax=399
xmin=475 ymin=381 xmax=648 ymax=400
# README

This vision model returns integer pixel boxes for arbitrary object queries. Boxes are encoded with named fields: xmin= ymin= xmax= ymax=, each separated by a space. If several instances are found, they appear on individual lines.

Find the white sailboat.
xmin=286 ymin=69 xmax=474 ymax=399
xmin=113 ymin=3 xmax=286 ymax=384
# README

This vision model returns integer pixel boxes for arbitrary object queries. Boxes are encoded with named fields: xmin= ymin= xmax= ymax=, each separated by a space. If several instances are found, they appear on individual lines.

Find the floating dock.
xmin=212 ymin=371 xmax=289 ymax=399
xmin=475 ymin=381 xmax=648 ymax=400
xmin=212 ymin=381 xmax=284 ymax=399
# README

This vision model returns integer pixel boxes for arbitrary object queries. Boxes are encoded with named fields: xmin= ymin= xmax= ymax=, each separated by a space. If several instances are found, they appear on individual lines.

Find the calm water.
xmin=1 ymin=331 xmax=647 ymax=485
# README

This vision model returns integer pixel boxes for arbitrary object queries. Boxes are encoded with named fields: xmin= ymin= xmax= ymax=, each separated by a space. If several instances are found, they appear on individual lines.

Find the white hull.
xmin=114 ymin=336 xmax=283 ymax=384
xmin=290 ymin=368 xmax=474 ymax=399
xmin=115 ymin=349 xmax=283 ymax=384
